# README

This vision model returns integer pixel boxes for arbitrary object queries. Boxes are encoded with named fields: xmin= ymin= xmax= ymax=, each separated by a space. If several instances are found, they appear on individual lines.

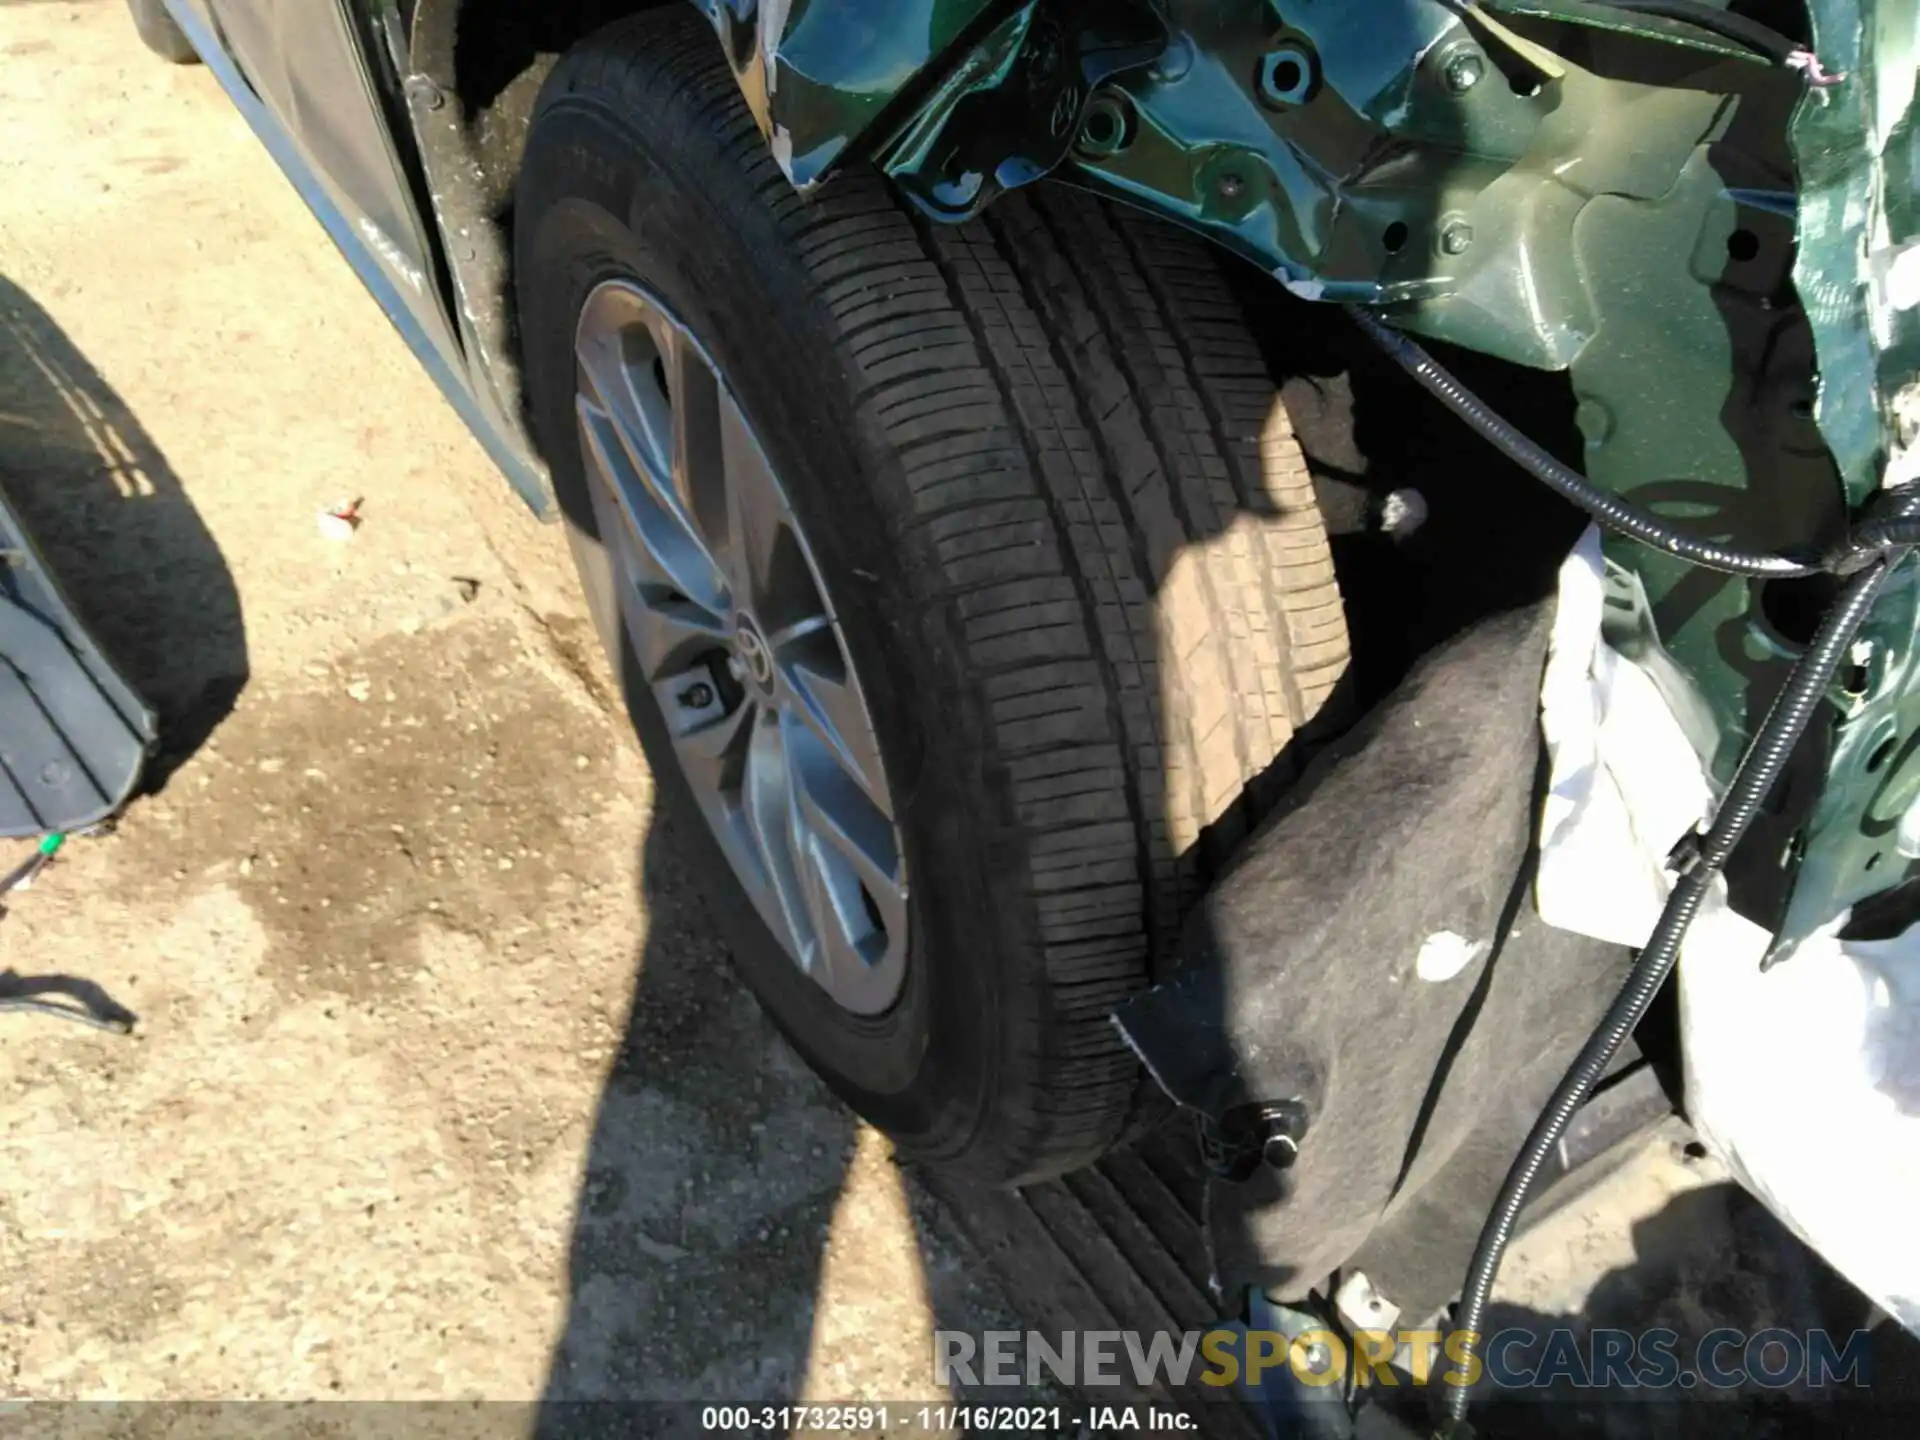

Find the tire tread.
xmin=532 ymin=12 xmax=1348 ymax=1182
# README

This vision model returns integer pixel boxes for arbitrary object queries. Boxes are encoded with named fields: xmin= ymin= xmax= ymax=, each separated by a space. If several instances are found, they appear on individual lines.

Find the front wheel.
xmin=514 ymin=11 xmax=1349 ymax=1184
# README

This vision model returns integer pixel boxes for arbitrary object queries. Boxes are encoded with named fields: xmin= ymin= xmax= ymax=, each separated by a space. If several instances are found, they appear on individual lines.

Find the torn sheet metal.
xmin=1772 ymin=0 xmax=1920 ymax=952
xmin=1538 ymin=529 xmax=1920 ymax=1333
xmin=692 ymin=0 xmax=1001 ymax=188
xmin=1789 ymin=0 xmax=1920 ymax=504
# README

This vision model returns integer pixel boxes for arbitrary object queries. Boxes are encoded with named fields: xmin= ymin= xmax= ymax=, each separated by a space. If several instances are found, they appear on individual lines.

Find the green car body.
xmin=702 ymin=0 xmax=1920 ymax=952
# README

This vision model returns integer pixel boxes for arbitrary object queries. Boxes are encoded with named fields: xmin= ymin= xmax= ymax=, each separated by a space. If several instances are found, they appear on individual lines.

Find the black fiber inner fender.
xmin=1115 ymin=599 xmax=1634 ymax=1312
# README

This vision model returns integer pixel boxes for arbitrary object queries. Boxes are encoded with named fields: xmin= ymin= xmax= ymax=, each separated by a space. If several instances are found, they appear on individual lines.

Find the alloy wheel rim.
xmin=573 ymin=278 xmax=909 ymax=1014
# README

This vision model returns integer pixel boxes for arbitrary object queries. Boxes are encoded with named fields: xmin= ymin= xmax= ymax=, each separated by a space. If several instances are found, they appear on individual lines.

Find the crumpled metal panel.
xmin=690 ymin=0 xmax=1920 ymax=944
xmin=1791 ymin=0 xmax=1920 ymax=505
xmin=1776 ymin=1 xmax=1920 ymax=947
xmin=690 ymin=0 xmax=1001 ymax=189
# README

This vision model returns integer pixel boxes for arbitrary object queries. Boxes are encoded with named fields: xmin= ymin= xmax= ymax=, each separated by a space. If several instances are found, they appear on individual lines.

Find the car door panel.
xmin=203 ymin=1 xmax=458 ymax=366
xmin=158 ymin=0 xmax=548 ymax=508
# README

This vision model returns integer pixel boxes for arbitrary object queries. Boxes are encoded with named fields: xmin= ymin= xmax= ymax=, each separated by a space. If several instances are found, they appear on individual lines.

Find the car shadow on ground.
xmin=537 ymin=804 xmax=864 ymax=1407
xmin=1458 ymin=1180 xmax=1920 ymax=1439
xmin=536 ymin=752 xmax=1038 ymax=1424
xmin=0 ymin=275 xmax=247 ymax=793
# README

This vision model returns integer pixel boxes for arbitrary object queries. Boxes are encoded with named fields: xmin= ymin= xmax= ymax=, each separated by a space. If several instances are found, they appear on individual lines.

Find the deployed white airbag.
xmin=1537 ymin=528 xmax=1920 ymax=1329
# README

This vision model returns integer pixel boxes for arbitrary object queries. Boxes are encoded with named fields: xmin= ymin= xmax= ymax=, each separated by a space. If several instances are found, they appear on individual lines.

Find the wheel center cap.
xmin=734 ymin=618 xmax=775 ymax=692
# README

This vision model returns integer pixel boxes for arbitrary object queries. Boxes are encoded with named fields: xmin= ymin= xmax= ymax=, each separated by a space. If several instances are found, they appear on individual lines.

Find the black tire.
xmin=126 ymin=0 xmax=198 ymax=64
xmin=515 ymin=10 xmax=1349 ymax=1184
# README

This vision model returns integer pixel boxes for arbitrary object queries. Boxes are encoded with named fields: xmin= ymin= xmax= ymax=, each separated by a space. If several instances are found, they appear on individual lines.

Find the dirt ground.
xmin=0 ymin=0 xmax=1889 ymax=1422
xmin=0 ymin=0 xmax=1024 ymax=1404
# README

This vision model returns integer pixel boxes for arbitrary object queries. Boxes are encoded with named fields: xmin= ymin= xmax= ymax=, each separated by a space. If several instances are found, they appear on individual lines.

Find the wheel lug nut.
xmin=678 ymin=681 xmax=715 ymax=709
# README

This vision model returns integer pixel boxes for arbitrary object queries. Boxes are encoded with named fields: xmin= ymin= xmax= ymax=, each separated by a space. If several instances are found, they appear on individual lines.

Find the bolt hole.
xmin=1270 ymin=57 xmax=1304 ymax=94
xmin=1682 ymin=1140 xmax=1709 ymax=1161
xmin=1727 ymin=229 xmax=1761 ymax=263
xmin=1868 ymin=735 xmax=1899 ymax=772
xmin=1075 ymin=96 xmax=1134 ymax=158
xmin=1509 ymin=72 xmax=1542 ymax=97
xmin=1382 ymin=221 xmax=1409 ymax=254
xmin=1758 ymin=572 xmax=1842 ymax=649
xmin=1790 ymin=396 xmax=1815 ymax=421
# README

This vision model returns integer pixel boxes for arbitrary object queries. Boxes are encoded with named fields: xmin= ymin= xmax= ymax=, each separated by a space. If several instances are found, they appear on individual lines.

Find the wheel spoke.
xmin=664 ymin=689 xmax=754 ymax=805
xmin=777 ymin=643 xmax=892 ymax=820
xmin=740 ymin=708 xmax=815 ymax=965
xmin=720 ymin=396 xmax=804 ymax=622
xmin=575 ymin=316 xmax=671 ymax=476
xmin=785 ymin=719 xmax=906 ymax=944
xmin=780 ymin=711 xmax=904 ymax=998
xmin=575 ymin=305 xmax=727 ymax=613
xmin=582 ymin=454 xmax=729 ymax=682
xmin=647 ymin=315 xmax=729 ymax=565
xmin=795 ymin=833 xmax=877 ymax=1003
xmin=633 ymin=598 xmax=731 ymax=682
xmin=784 ymin=731 xmax=846 ymax=987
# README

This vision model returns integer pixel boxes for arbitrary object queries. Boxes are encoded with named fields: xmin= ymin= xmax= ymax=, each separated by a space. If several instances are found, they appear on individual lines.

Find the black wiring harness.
xmin=1348 ymin=308 xmax=1920 ymax=1435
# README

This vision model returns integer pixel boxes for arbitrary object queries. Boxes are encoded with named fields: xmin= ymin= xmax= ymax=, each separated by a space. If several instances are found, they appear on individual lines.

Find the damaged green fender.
xmin=1782 ymin=0 xmax=1920 ymax=943
xmin=697 ymin=0 xmax=1920 ymax=946
xmin=690 ymin=0 xmax=1003 ymax=188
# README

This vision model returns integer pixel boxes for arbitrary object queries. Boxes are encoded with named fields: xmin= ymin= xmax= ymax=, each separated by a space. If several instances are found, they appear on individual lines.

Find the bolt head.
xmin=1440 ymin=221 xmax=1474 ymax=256
xmin=1302 ymin=1342 xmax=1331 ymax=1373
xmin=1217 ymin=173 xmax=1245 ymax=201
xmin=1076 ymin=97 xmax=1131 ymax=158
xmin=1256 ymin=48 xmax=1314 ymax=108
xmin=1443 ymin=49 xmax=1485 ymax=94
xmin=678 ymin=681 xmax=715 ymax=710
xmin=404 ymin=75 xmax=445 ymax=111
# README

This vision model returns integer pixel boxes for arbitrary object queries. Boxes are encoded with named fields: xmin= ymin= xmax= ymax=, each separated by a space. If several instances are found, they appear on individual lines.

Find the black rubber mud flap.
xmin=0 ymin=488 xmax=153 ymax=837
